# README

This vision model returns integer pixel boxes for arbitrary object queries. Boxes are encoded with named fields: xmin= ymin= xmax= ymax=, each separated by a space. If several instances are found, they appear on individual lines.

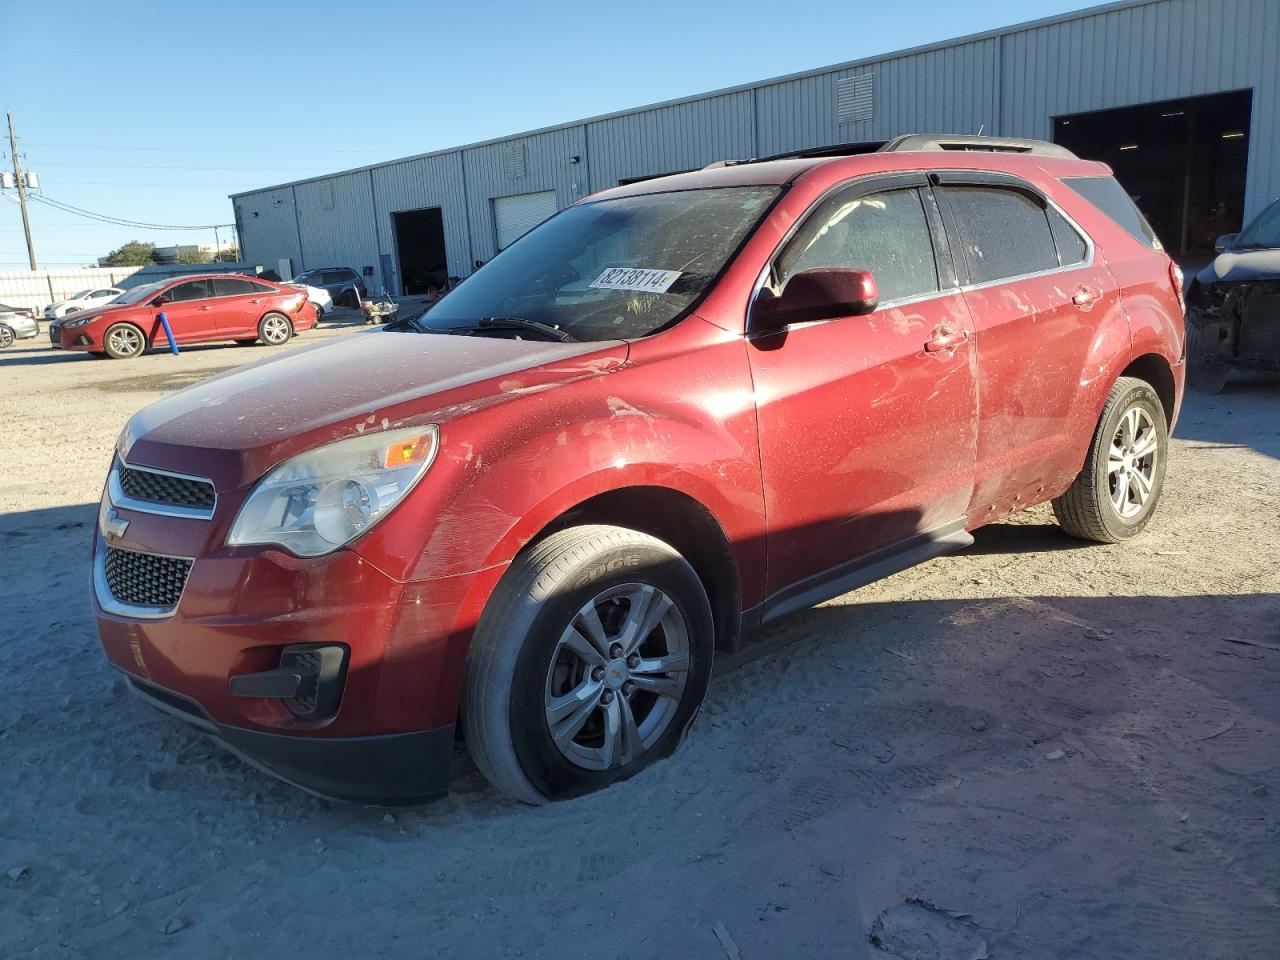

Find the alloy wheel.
xmin=1108 ymin=406 xmax=1159 ymax=519
xmin=107 ymin=326 xmax=141 ymax=356
xmin=543 ymin=583 xmax=690 ymax=772
xmin=0 ymin=326 xmax=13 ymax=348
xmin=262 ymin=315 xmax=290 ymax=343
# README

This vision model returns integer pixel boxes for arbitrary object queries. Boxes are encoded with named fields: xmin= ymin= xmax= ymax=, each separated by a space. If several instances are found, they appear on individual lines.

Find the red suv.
xmin=50 ymin=273 xmax=316 ymax=358
xmin=93 ymin=136 xmax=1184 ymax=805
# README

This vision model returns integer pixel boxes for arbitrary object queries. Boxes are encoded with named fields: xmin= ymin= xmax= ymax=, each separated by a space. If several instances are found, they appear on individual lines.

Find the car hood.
xmin=1195 ymin=247 xmax=1280 ymax=285
xmin=53 ymin=303 xmax=131 ymax=324
xmin=126 ymin=329 xmax=629 ymax=489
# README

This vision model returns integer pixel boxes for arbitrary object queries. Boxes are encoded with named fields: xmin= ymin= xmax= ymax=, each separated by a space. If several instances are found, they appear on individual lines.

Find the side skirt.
xmin=749 ymin=520 xmax=975 ymax=628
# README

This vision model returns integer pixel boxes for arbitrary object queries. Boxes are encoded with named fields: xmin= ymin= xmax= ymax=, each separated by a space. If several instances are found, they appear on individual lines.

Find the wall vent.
xmin=504 ymin=141 xmax=527 ymax=179
xmin=837 ymin=74 xmax=874 ymax=124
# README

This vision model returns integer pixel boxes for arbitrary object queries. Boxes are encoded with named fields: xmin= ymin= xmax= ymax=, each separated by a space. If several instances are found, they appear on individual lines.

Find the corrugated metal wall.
xmin=232 ymin=0 xmax=1279 ymax=291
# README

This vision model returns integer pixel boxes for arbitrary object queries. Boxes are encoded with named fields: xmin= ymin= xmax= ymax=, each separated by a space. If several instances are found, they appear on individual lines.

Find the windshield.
xmin=111 ymin=280 xmax=169 ymax=305
xmin=1234 ymin=198 xmax=1280 ymax=249
xmin=422 ymin=186 xmax=780 ymax=341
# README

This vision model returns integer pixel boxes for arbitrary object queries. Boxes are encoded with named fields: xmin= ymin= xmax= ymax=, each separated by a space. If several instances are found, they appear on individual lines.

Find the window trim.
xmin=747 ymin=172 xmax=961 ymax=338
xmin=928 ymin=171 xmax=1096 ymax=292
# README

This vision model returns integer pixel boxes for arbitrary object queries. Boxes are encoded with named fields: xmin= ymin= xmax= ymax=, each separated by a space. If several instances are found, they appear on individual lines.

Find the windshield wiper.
xmin=469 ymin=316 xmax=577 ymax=342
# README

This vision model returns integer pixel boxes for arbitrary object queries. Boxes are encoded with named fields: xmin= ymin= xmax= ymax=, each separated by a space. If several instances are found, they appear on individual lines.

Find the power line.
xmin=27 ymin=193 xmax=233 ymax=231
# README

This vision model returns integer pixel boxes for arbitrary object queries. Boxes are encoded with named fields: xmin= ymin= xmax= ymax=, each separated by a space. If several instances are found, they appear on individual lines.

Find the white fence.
xmin=0 ymin=263 xmax=256 ymax=312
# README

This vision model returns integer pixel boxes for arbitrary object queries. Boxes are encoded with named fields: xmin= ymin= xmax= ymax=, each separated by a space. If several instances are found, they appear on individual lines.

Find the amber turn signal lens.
xmin=384 ymin=433 xmax=435 ymax=469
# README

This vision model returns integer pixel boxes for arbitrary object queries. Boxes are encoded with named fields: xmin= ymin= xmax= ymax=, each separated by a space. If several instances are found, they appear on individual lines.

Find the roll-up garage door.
xmin=493 ymin=190 xmax=559 ymax=250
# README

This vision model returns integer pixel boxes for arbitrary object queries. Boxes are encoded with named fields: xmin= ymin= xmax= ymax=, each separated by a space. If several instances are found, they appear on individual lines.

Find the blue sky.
xmin=1 ymin=0 xmax=1093 ymax=266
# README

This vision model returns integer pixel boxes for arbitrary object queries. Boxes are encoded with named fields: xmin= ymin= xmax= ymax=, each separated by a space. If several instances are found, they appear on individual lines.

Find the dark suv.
xmin=93 ymin=135 xmax=1184 ymax=805
xmin=291 ymin=267 xmax=367 ymax=307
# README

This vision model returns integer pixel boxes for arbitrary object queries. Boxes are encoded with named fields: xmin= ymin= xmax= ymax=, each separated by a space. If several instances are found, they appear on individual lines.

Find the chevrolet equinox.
xmin=93 ymin=135 xmax=1185 ymax=805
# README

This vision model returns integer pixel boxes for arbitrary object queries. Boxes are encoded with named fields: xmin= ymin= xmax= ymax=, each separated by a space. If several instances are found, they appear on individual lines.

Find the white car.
xmin=283 ymin=282 xmax=334 ymax=320
xmin=44 ymin=287 xmax=124 ymax=320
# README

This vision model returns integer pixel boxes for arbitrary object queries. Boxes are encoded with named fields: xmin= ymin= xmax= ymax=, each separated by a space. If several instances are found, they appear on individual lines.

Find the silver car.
xmin=0 ymin=302 xmax=39 ymax=349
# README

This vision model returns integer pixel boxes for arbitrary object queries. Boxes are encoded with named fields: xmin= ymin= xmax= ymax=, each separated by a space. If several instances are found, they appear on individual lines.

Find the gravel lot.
xmin=2 ymin=322 xmax=1277 ymax=959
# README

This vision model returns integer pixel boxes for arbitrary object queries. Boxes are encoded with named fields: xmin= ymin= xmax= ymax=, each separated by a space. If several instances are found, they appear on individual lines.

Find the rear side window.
xmin=939 ymin=186 xmax=1059 ymax=283
xmin=250 ymin=281 xmax=278 ymax=293
xmin=1062 ymin=176 xmax=1162 ymax=250
xmin=212 ymin=277 xmax=258 ymax=297
xmin=778 ymin=187 xmax=940 ymax=303
xmin=1047 ymin=208 xmax=1088 ymax=266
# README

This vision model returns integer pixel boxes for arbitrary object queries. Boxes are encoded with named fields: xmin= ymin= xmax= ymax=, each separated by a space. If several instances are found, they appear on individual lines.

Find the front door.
xmin=747 ymin=178 xmax=978 ymax=598
xmin=155 ymin=279 xmax=220 ymax=341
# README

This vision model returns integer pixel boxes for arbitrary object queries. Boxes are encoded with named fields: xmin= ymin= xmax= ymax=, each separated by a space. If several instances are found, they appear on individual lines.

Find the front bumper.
xmin=122 ymin=671 xmax=455 ymax=803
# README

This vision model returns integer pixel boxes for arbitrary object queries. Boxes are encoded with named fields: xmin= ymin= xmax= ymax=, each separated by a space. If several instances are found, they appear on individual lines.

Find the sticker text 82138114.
xmin=589 ymin=267 xmax=682 ymax=294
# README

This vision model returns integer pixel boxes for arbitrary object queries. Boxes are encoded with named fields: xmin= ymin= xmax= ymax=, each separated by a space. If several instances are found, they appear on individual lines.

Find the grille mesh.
xmin=119 ymin=465 xmax=215 ymax=510
xmin=103 ymin=546 xmax=192 ymax=608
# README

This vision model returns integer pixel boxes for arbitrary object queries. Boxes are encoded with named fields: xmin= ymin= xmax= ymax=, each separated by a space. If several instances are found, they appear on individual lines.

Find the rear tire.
xmin=314 ymin=305 xmax=324 ymax=322
xmin=462 ymin=525 xmax=713 ymax=805
xmin=258 ymin=312 xmax=292 ymax=346
xmin=0 ymin=325 xmax=14 ymax=349
xmin=1053 ymin=376 xmax=1168 ymax=543
xmin=102 ymin=322 xmax=146 ymax=359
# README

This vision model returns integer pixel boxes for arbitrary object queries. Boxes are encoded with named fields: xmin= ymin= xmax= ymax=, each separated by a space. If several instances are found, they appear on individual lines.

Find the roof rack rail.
xmin=878 ymin=134 xmax=1077 ymax=159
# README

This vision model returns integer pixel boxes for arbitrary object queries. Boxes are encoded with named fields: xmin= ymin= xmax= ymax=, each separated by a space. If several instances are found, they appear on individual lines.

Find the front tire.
xmin=102 ymin=322 xmax=145 ymax=359
xmin=258 ymin=312 xmax=292 ymax=346
xmin=462 ymin=525 xmax=713 ymax=805
xmin=1053 ymin=376 xmax=1168 ymax=542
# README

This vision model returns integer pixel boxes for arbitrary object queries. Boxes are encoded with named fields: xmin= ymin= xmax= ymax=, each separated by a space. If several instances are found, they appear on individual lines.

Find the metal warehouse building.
xmin=232 ymin=0 xmax=1280 ymax=296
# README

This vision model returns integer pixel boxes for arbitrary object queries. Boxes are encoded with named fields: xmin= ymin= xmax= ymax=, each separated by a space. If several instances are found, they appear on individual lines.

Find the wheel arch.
xmin=1120 ymin=352 xmax=1175 ymax=425
xmin=520 ymin=485 xmax=743 ymax=653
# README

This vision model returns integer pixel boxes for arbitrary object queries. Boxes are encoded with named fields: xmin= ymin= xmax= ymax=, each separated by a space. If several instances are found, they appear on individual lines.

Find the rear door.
xmin=158 ymin=279 xmax=219 ymax=340
xmin=934 ymin=174 xmax=1122 ymax=511
xmin=210 ymin=277 xmax=267 ymax=335
xmin=747 ymin=175 xmax=978 ymax=597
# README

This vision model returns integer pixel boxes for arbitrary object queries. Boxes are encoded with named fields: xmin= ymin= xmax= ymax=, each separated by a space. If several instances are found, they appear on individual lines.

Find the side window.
xmin=91 ymin=289 xmax=115 ymax=298
xmin=777 ymin=187 xmax=940 ymax=304
xmin=166 ymin=280 xmax=212 ymax=302
xmin=940 ymin=186 xmax=1059 ymax=283
xmin=1047 ymin=208 xmax=1088 ymax=266
xmin=1062 ymin=176 xmax=1162 ymax=250
xmin=211 ymin=277 xmax=257 ymax=297
xmin=250 ymin=281 xmax=278 ymax=294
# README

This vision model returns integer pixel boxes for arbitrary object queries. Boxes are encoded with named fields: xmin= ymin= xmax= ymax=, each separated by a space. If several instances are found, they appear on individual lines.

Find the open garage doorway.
xmin=392 ymin=207 xmax=448 ymax=295
xmin=1052 ymin=90 xmax=1251 ymax=257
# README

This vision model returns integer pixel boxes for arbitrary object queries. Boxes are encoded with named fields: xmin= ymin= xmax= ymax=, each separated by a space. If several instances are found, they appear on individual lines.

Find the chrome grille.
xmin=118 ymin=465 xmax=215 ymax=511
xmin=102 ymin=546 xmax=192 ymax=609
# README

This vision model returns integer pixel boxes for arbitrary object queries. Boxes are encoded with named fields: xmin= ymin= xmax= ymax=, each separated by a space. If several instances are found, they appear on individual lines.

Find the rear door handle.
xmin=199 ymin=305 xmax=213 ymax=311
xmin=925 ymin=326 xmax=970 ymax=353
xmin=1072 ymin=285 xmax=1102 ymax=307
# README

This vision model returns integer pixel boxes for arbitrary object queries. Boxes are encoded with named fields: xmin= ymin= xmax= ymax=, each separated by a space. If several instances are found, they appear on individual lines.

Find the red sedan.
xmin=49 ymin=274 xmax=317 ymax=358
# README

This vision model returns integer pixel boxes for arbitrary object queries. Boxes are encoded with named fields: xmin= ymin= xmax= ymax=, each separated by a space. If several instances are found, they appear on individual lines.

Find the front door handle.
xmin=1072 ymin=285 xmax=1102 ymax=308
xmin=925 ymin=325 xmax=970 ymax=353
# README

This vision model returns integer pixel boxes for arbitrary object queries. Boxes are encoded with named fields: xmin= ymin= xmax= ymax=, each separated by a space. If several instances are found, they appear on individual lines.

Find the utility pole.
xmin=6 ymin=113 xmax=37 ymax=270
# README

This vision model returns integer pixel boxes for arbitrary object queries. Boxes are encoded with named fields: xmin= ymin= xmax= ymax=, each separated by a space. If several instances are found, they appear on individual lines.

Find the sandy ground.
xmin=1 ymin=319 xmax=1277 ymax=959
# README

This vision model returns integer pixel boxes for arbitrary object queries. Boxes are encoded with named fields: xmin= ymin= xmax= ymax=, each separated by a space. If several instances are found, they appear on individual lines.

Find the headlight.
xmin=63 ymin=314 xmax=95 ymax=329
xmin=227 ymin=425 xmax=439 ymax=557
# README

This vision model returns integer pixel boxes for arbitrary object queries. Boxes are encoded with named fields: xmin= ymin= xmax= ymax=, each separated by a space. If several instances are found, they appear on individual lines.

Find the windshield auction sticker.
xmin=590 ymin=267 xmax=681 ymax=294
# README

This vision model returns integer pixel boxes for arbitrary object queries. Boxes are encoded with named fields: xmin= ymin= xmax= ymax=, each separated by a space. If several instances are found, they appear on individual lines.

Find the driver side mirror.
xmin=754 ymin=268 xmax=879 ymax=332
xmin=152 ymin=295 xmax=170 ymax=307
xmin=1215 ymin=233 xmax=1238 ymax=254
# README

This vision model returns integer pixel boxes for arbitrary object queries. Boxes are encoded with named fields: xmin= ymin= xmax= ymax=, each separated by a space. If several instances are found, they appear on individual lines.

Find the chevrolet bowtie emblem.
xmin=103 ymin=507 xmax=129 ymax=542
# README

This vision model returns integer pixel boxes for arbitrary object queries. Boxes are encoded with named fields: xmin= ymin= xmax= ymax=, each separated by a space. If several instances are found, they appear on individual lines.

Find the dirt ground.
xmin=1 ymin=320 xmax=1277 ymax=959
